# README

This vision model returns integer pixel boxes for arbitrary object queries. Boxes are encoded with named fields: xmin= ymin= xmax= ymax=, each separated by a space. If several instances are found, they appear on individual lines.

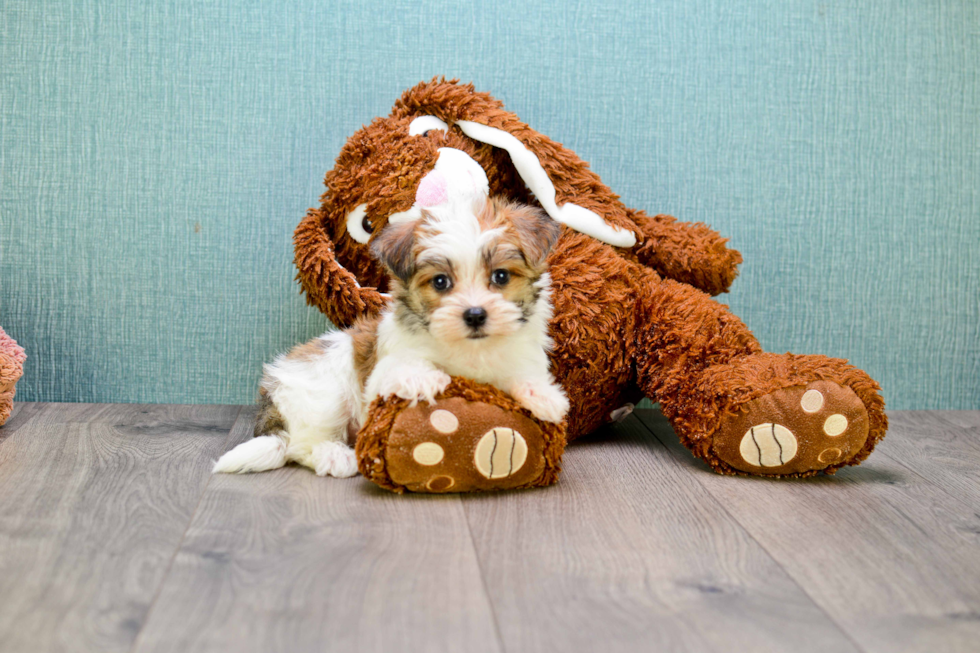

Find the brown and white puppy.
xmin=213 ymin=197 xmax=568 ymax=477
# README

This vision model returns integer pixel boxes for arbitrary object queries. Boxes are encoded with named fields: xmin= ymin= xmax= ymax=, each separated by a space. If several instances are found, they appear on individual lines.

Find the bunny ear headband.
xmin=345 ymin=116 xmax=636 ymax=248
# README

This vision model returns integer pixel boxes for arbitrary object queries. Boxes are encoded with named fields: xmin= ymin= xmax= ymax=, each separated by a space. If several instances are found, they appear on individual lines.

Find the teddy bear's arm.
xmin=631 ymin=211 xmax=743 ymax=296
xmin=293 ymin=208 xmax=388 ymax=329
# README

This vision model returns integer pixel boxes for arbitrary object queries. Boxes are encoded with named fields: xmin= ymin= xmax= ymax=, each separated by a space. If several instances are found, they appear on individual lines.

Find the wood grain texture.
xmin=881 ymin=411 xmax=980 ymax=508
xmin=638 ymin=409 xmax=980 ymax=653
xmin=920 ymin=411 xmax=980 ymax=430
xmin=461 ymin=415 xmax=858 ymax=653
xmin=132 ymin=407 xmax=502 ymax=653
xmin=0 ymin=402 xmax=45 ymax=441
xmin=0 ymin=403 xmax=240 ymax=653
xmin=5 ymin=404 xmax=979 ymax=652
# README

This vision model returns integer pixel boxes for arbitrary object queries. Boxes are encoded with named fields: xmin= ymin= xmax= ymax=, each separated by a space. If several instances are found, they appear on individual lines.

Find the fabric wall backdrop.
xmin=1 ymin=0 xmax=977 ymax=409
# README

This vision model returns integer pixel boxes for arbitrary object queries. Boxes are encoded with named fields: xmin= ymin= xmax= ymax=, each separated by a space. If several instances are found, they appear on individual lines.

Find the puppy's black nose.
xmin=463 ymin=307 xmax=488 ymax=328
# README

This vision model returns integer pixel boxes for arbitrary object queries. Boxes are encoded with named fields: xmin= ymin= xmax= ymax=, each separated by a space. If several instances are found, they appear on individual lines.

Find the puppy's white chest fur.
xmin=371 ymin=309 xmax=551 ymax=392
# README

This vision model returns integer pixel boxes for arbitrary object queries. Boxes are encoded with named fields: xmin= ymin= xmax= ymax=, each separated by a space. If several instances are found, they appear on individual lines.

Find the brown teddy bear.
xmin=292 ymin=78 xmax=887 ymax=493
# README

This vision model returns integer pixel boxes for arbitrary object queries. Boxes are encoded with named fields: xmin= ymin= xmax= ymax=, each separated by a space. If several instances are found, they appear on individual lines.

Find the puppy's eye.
xmin=491 ymin=269 xmax=510 ymax=286
xmin=431 ymin=274 xmax=452 ymax=292
xmin=361 ymin=216 xmax=374 ymax=234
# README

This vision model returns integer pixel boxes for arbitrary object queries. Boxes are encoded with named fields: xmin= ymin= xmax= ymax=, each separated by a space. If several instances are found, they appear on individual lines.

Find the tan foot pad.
xmin=714 ymin=380 xmax=870 ymax=475
xmin=383 ymin=398 xmax=550 ymax=493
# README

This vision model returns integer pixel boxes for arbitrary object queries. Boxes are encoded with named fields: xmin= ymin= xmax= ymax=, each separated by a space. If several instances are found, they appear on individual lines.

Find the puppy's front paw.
xmin=512 ymin=382 xmax=569 ymax=423
xmin=379 ymin=368 xmax=452 ymax=406
xmin=311 ymin=441 xmax=359 ymax=478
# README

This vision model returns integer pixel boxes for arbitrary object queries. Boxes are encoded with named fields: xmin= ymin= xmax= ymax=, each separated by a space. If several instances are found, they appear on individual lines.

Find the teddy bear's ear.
xmin=370 ymin=220 xmax=418 ymax=283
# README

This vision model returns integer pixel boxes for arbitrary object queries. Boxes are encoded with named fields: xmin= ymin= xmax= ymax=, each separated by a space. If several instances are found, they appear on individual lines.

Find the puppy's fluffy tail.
xmin=213 ymin=434 xmax=288 ymax=474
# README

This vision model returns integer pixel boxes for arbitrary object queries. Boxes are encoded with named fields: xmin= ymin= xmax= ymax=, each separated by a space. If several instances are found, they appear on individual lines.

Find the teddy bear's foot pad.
xmin=382 ymin=398 xmax=552 ymax=492
xmin=713 ymin=381 xmax=870 ymax=475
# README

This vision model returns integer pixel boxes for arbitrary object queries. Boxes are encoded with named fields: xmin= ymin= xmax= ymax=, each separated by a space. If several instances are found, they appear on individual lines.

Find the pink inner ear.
xmin=416 ymin=170 xmax=448 ymax=207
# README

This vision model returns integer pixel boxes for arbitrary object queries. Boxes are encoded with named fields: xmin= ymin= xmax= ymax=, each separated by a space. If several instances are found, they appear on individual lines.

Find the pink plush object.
xmin=415 ymin=169 xmax=448 ymax=207
xmin=0 ymin=327 xmax=26 ymax=426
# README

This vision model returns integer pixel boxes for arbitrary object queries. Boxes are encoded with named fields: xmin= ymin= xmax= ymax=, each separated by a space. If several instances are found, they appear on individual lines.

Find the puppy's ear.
xmin=370 ymin=221 xmax=418 ymax=282
xmin=496 ymin=200 xmax=561 ymax=269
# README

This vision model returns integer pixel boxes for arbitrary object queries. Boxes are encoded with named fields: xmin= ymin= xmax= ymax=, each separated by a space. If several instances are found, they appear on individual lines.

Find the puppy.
xmin=213 ymin=197 xmax=569 ymax=477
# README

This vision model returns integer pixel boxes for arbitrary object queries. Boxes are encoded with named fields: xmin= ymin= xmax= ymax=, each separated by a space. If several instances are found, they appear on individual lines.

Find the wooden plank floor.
xmin=0 ymin=404 xmax=978 ymax=653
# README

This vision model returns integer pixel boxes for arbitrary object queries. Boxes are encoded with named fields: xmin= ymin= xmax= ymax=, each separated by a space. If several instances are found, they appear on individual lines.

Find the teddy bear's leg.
xmin=355 ymin=378 xmax=566 ymax=493
xmin=635 ymin=276 xmax=887 ymax=477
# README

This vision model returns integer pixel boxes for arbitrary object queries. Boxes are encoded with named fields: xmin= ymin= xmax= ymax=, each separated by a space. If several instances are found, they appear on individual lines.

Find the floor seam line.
xmin=460 ymin=495 xmax=509 ymax=653
xmin=632 ymin=410 xmax=870 ymax=653
xmin=875 ymin=447 xmax=980 ymax=522
xmin=127 ymin=404 xmax=244 ymax=653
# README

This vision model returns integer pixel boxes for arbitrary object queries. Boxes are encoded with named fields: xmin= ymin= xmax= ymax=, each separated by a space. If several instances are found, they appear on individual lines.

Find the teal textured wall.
xmin=1 ymin=0 xmax=977 ymax=409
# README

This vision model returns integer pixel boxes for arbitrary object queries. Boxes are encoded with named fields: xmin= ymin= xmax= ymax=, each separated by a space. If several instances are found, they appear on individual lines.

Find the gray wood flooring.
xmin=1 ymin=403 xmax=978 ymax=653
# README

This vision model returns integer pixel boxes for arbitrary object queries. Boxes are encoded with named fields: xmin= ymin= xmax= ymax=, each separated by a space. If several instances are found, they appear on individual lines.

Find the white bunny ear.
xmin=456 ymin=120 xmax=636 ymax=248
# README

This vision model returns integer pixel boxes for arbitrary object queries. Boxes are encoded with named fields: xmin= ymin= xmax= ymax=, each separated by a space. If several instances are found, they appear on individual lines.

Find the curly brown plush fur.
xmin=0 ymin=327 xmax=26 ymax=426
xmin=295 ymin=79 xmax=887 ymax=488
